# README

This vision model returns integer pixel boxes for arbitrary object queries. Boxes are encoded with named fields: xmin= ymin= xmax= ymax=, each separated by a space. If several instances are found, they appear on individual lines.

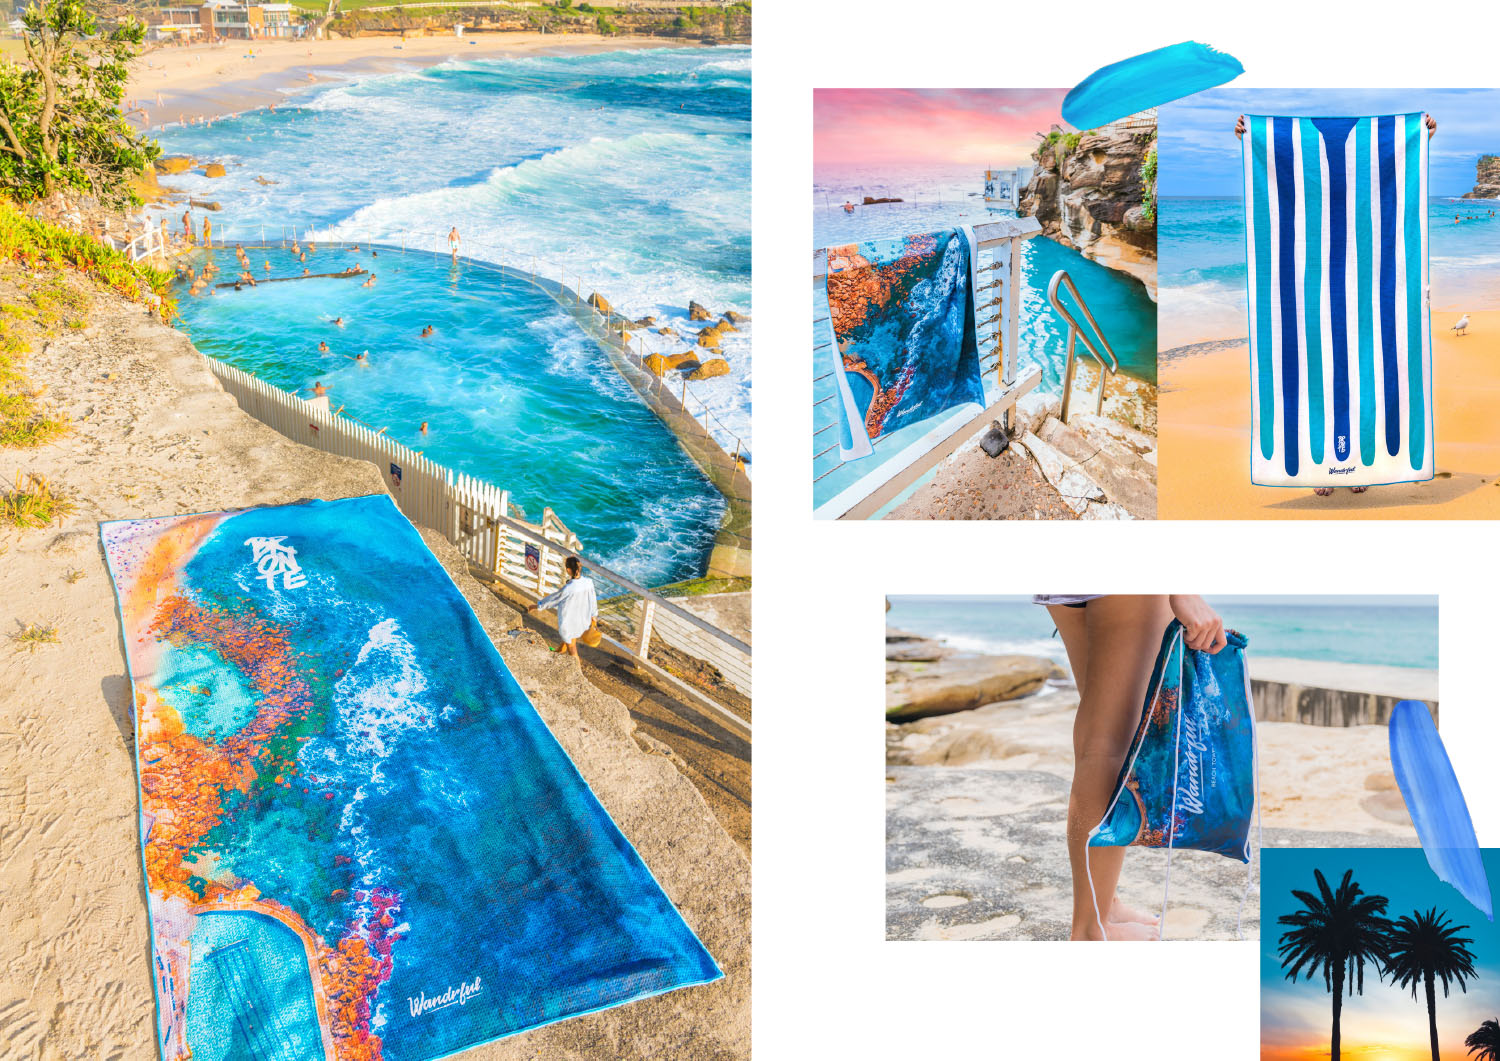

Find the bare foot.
xmin=1109 ymin=898 xmax=1160 ymax=926
xmin=1314 ymin=487 xmax=1333 ymax=496
xmin=1350 ymin=485 xmax=1368 ymax=494
xmin=1071 ymin=919 xmax=1159 ymax=941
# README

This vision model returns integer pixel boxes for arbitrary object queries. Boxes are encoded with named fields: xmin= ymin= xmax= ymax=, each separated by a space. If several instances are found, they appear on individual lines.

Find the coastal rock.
xmin=696 ymin=324 xmax=724 ymax=348
xmin=688 ymin=358 xmax=729 ymax=381
xmin=587 ymin=292 xmax=611 ymax=316
xmin=156 ymin=156 xmax=196 ymax=175
xmin=1011 ymin=391 xmax=1061 ymax=439
xmin=1013 ymin=431 xmax=1105 ymax=515
xmin=886 ymin=654 xmax=1053 ymax=721
xmin=202 ymin=163 xmax=227 ymax=179
xmin=189 ymin=199 xmax=221 ymax=212
xmin=885 ymin=628 xmax=952 ymax=662
xmin=631 ymin=316 xmax=655 ymax=328
xmin=724 ymin=311 xmax=749 ymax=325
xmin=688 ymin=300 xmax=712 ymax=321
xmin=1017 ymin=120 xmax=1157 ymax=297
xmin=656 ymin=326 xmax=676 ymax=337
xmin=644 ymin=352 xmax=701 ymax=376
xmin=1036 ymin=413 xmax=1155 ymax=519
xmin=715 ymin=317 xmax=738 ymax=333
xmin=1462 ymin=154 xmax=1500 ymax=200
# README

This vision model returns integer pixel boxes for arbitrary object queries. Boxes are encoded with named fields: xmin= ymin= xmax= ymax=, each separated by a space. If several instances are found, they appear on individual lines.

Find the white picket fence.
xmin=203 ymin=354 xmax=751 ymax=730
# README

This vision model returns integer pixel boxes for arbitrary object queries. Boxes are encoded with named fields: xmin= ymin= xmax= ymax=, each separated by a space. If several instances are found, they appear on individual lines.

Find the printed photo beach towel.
xmin=1241 ymin=113 xmax=1432 ymax=487
xmin=1091 ymin=620 xmax=1257 ymax=862
xmin=101 ymin=494 xmax=720 ymax=1061
xmin=823 ymin=227 xmax=985 ymax=461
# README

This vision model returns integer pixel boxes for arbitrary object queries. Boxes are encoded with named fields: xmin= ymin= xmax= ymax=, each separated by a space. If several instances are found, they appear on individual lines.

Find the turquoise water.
xmin=155 ymin=642 xmax=259 ymax=742
xmin=173 ymin=246 xmax=722 ymax=585
xmin=184 ymin=910 xmax=323 ymax=1061
xmin=152 ymin=48 xmax=750 ymax=579
xmin=813 ymin=166 xmax=1158 ymax=389
xmin=1160 ymin=195 xmax=1500 ymax=346
xmin=886 ymin=595 xmax=1438 ymax=670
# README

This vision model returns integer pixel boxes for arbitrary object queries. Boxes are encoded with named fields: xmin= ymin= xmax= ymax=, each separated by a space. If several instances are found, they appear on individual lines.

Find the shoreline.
xmin=128 ymin=33 xmax=709 ymax=127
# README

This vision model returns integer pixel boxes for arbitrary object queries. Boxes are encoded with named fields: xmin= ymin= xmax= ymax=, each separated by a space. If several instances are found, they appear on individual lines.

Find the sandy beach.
xmin=1158 ymin=310 xmax=1500 ymax=518
xmin=128 ymin=33 xmax=688 ymax=127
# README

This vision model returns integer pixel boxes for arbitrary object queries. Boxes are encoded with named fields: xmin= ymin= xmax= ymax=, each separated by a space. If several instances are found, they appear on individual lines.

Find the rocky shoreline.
xmin=883 ymin=621 xmax=1416 ymax=941
xmin=1017 ymin=120 xmax=1158 ymax=298
xmin=1463 ymin=154 xmax=1500 ymax=199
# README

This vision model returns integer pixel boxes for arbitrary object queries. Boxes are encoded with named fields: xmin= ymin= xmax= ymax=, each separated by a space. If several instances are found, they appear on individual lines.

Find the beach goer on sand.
xmin=527 ymin=556 xmax=598 ymax=661
xmin=1236 ymin=112 xmax=1437 ymax=496
xmin=313 ymin=382 xmax=328 ymax=397
xmin=318 ymin=340 xmax=329 ymax=352
xmin=1035 ymin=594 xmax=1227 ymax=941
xmin=448 ymin=227 xmax=460 ymax=256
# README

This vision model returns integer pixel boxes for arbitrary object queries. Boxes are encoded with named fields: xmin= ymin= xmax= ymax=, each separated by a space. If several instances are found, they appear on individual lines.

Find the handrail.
xmin=1047 ymin=269 xmax=1118 ymax=422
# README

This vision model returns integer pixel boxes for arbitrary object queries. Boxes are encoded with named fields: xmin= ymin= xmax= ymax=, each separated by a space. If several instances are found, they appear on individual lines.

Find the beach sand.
xmin=1159 ymin=310 xmax=1500 ymax=518
xmin=128 ymin=33 xmax=687 ymax=127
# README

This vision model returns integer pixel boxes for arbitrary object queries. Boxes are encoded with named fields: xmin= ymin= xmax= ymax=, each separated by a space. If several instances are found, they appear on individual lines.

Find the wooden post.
xmin=535 ymin=542 xmax=550 ymax=596
xmin=635 ymin=599 xmax=656 ymax=660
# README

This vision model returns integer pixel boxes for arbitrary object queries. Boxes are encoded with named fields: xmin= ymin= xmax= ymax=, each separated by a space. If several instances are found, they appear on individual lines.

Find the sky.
xmin=1262 ymin=848 xmax=1500 ymax=1061
xmin=1159 ymin=87 xmax=1500 ymax=198
xmin=812 ymin=88 xmax=1066 ymax=172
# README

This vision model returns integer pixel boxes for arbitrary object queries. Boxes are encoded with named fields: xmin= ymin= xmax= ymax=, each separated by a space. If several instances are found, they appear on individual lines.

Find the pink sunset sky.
xmin=813 ymin=88 xmax=1068 ymax=171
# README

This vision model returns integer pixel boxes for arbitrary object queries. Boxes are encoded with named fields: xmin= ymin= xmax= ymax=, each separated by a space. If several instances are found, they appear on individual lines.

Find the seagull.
xmin=1452 ymin=314 xmax=1470 ymax=336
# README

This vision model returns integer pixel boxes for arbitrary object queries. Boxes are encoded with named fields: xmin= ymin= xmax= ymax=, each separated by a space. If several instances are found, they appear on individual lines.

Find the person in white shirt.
xmin=527 ymin=556 xmax=597 ymax=659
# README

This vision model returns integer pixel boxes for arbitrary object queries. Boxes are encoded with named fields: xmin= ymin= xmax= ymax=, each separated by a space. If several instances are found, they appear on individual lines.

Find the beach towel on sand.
xmin=102 ymin=494 xmax=719 ymax=1061
xmin=1088 ymin=620 xmax=1260 ymax=937
xmin=1242 ymin=113 xmax=1432 ymax=488
xmin=823 ymin=227 xmax=984 ymax=461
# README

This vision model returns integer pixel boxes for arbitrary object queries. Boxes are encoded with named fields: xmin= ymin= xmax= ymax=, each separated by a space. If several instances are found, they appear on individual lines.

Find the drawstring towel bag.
xmin=1086 ymin=619 xmax=1262 ymax=939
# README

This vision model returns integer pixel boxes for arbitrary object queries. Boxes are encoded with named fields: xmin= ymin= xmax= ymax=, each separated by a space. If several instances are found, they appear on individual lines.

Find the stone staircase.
xmin=1010 ymin=394 xmax=1157 ymax=519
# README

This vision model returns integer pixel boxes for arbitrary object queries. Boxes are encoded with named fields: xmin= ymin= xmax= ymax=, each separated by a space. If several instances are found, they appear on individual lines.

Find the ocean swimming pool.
xmin=173 ymin=246 xmax=723 ymax=585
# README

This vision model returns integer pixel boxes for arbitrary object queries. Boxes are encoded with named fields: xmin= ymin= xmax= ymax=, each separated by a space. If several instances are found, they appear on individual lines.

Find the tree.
xmin=1467 ymin=1018 xmax=1500 ymax=1060
xmin=0 ymin=0 xmax=159 ymax=205
xmin=1277 ymin=868 xmax=1393 ymax=1061
xmin=1386 ymin=908 xmax=1479 ymax=1061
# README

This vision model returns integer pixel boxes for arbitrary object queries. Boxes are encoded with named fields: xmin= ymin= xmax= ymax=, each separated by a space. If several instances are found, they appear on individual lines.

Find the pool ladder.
xmin=1048 ymin=270 xmax=1120 ymax=423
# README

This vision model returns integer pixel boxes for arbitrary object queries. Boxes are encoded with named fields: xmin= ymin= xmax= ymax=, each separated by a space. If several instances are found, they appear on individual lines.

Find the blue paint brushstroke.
xmin=1299 ymin=118 xmax=1325 ymax=464
xmin=1274 ymin=117 xmax=1300 ymax=477
xmin=1356 ymin=118 xmax=1376 ymax=465
xmin=1250 ymin=116 xmax=1275 ymax=460
xmin=1389 ymin=700 xmax=1493 ymax=921
xmin=1062 ymin=41 xmax=1244 ymax=129
xmin=1403 ymin=113 xmax=1426 ymax=470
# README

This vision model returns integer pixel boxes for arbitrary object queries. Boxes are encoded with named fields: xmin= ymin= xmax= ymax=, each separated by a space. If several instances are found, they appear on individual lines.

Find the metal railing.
xmin=1049 ymin=269 xmax=1119 ymax=423
xmin=202 ymin=354 xmax=750 ymax=734
xmin=811 ymin=217 xmax=1043 ymax=520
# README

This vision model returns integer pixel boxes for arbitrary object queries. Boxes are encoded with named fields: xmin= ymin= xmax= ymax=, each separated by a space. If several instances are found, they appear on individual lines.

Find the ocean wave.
xmin=335 ymin=617 xmax=436 ymax=764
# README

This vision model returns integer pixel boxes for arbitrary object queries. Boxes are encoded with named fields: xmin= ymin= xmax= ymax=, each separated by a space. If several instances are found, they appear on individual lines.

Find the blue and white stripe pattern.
xmin=1242 ymin=113 xmax=1432 ymax=487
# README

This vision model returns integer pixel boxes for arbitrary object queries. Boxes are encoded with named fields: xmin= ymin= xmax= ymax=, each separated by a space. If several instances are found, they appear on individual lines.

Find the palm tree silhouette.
xmin=1277 ymin=868 xmax=1393 ymax=1061
xmin=1467 ymin=1018 xmax=1500 ymax=1060
xmin=1386 ymin=908 xmax=1479 ymax=1061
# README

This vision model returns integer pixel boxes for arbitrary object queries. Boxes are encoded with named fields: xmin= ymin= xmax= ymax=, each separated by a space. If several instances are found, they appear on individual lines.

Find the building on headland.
xmin=149 ymin=0 xmax=304 ymax=41
xmin=983 ymin=164 xmax=1034 ymax=209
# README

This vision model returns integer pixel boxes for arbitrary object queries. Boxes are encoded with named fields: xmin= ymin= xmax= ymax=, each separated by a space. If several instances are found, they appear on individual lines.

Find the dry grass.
xmin=0 ymin=471 xmax=75 ymax=528
xmin=11 ymin=621 xmax=59 ymax=652
xmin=62 ymin=567 xmax=85 ymax=584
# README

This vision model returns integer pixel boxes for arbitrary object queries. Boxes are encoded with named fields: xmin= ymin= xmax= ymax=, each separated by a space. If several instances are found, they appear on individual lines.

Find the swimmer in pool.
xmin=421 ymin=325 xmax=434 ymax=337
xmin=333 ymin=317 xmax=345 ymax=327
xmin=362 ymin=274 xmax=377 ymax=288
xmin=318 ymin=341 xmax=329 ymax=352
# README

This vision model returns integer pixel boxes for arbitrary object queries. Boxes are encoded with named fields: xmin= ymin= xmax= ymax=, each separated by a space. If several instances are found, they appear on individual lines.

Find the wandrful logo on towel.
xmin=244 ymin=536 xmax=307 ymax=590
xmin=409 ymin=976 xmax=484 ymax=1019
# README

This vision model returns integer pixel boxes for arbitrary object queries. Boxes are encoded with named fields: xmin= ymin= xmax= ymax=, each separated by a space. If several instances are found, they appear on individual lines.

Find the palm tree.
xmin=1386 ymin=908 xmax=1479 ymax=1061
xmin=1277 ymin=868 xmax=1393 ymax=1061
xmin=1467 ymin=1018 xmax=1500 ymax=1061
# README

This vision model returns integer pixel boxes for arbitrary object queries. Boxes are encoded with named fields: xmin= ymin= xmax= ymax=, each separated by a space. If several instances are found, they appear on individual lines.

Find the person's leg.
xmin=1064 ymin=595 xmax=1173 ymax=940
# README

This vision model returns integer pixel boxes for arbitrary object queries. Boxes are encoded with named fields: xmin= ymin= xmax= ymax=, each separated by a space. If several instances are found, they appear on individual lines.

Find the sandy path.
xmin=1159 ymin=308 xmax=1500 ymax=518
xmin=127 ymin=33 xmax=690 ymax=127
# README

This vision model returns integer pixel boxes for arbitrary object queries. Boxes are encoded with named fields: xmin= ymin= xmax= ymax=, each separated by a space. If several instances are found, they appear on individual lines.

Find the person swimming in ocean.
xmin=842 ymin=200 xmax=855 ymax=214
xmin=318 ymin=340 xmax=329 ymax=352
xmin=333 ymin=317 xmax=345 ymax=327
xmin=419 ymin=421 xmax=429 ymax=435
xmin=421 ymin=325 xmax=434 ymax=337
xmin=349 ymin=351 xmax=369 ymax=366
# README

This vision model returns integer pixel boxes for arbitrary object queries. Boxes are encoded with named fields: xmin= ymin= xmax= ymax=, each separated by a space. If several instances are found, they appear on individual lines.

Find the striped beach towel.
xmin=1242 ymin=113 xmax=1432 ymax=487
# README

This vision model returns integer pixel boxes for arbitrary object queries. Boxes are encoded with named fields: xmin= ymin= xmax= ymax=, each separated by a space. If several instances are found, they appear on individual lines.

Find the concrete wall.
xmin=1252 ymin=679 xmax=1439 ymax=727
